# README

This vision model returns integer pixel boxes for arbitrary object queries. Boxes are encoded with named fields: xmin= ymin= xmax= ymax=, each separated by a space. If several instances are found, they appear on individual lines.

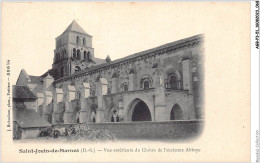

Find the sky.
xmin=2 ymin=2 xmax=248 ymax=85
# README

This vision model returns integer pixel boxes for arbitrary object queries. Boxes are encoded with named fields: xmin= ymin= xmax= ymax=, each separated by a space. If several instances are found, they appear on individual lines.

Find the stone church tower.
xmin=52 ymin=20 xmax=95 ymax=80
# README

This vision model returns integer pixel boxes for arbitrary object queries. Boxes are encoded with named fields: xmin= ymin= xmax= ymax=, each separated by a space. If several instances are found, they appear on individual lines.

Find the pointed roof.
xmin=106 ymin=55 xmax=111 ymax=63
xmin=63 ymin=20 xmax=91 ymax=36
xmin=12 ymin=85 xmax=37 ymax=100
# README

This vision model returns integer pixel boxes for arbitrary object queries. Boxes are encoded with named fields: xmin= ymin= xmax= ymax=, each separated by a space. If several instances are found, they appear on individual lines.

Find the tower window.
xmin=77 ymin=49 xmax=81 ymax=59
xmin=73 ymin=48 xmax=76 ymax=58
xmin=84 ymin=51 xmax=87 ymax=59
xmin=76 ymin=36 xmax=80 ymax=45
xmin=87 ymin=51 xmax=91 ymax=60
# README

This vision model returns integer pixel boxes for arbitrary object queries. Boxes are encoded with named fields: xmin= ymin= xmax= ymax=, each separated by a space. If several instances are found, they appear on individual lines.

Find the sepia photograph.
xmin=1 ymin=2 xmax=252 ymax=162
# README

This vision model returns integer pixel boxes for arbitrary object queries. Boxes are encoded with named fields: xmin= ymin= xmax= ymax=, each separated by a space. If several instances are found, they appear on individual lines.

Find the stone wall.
xmin=88 ymin=120 xmax=203 ymax=140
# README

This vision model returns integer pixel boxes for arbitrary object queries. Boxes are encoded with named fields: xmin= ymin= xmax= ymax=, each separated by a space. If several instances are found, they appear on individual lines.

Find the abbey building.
xmin=14 ymin=20 xmax=204 ymax=125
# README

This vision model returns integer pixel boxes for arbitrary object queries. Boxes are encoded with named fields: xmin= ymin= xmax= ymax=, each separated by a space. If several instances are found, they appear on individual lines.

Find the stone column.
xmin=95 ymin=78 xmax=108 ymax=123
xmin=154 ymin=75 xmax=167 ymax=121
xmin=182 ymin=59 xmax=193 ymax=93
xmin=111 ymin=77 xmax=119 ymax=94
xmin=64 ymin=85 xmax=75 ymax=123
xmin=52 ymin=88 xmax=63 ymax=124
xmin=182 ymin=58 xmax=196 ymax=119
xmin=42 ymin=91 xmax=53 ymax=122
xmin=118 ymin=101 xmax=124 ymax=122
xmin=80 ymin=82 xmax=90 ymax=123
xmin=36 ymin=93 xmax=44 ymax=109
xmin=128 ymin=73 xmax=136 ymax=91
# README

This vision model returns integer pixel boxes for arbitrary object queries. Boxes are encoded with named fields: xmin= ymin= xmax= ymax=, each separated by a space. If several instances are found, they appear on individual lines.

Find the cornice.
xmin=54 ymin=34 xmax=203 ymax=84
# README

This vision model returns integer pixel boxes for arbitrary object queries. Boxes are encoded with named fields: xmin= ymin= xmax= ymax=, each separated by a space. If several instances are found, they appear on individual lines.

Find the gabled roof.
xmin=13 ymin=108 xmax=51 ymax=128
xmin=63 ymin=20 xmax=91 ymax=36
xmin=13 ymin=85 xmax=37 ymax=99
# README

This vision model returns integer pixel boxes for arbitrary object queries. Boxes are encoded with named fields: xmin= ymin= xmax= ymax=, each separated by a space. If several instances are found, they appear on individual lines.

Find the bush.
xmin=67 ymin=123 xmax=117 ymax=142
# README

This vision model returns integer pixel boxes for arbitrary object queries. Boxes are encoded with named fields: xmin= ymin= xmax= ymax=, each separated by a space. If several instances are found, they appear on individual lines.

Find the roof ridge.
xmin=62 ymin=20 xmax=91 ymax=36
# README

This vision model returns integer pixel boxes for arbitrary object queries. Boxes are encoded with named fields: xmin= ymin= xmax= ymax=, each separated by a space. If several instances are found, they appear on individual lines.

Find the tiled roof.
xmin=12 ymin=85 xmax=37 ymax=99
xmin=63 ymin=20 xmax=91 ymax=36
xmin=13 ymin=108 xmax=51 ymax=128
xmin=93 ymin=57 xmax=106 ymax=65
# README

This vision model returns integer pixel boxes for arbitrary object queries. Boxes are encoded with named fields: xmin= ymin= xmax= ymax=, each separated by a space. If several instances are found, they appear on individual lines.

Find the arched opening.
xmin=76 ymin=36 xmax=80 ymax=44
xmin=75 ymin=66 xmax=81 ymax=72
xmin=77 ymin=49 xmax=81 ymax=59
xmin=87 ymin=51 xmax=91 ymax=60
xmin=143 ymin=80 xmax=150 ymax=90
xmin=122 ymin=83 xmax=128 ymax=92
xmin=131 ymin=100 xmax=151 ymax=121
xmin=170 ymin=104 xmax=184 ymax=120
xmin=169 ymin=74 xmax=177 ymax=89
xmin=84 ymin=51 xmax=87 ymax=59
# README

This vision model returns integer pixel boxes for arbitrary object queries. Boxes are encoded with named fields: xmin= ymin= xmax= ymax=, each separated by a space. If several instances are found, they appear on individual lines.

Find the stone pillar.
xmin=80 ymin=82 xmax=91 ymax=123
xmin=52 ymin=88 xmax=63 ymax=124
xmin=95 ymin=78 xmax=108 ymax=123
xmin=64 ymin=85 xmax=75 ymax=124
xmin=128 ymin=73 xmax=136 ymax=91
xmin=36 ymin=93 xmax=44 ymax=108
xmin=111 ymin=78 xmax=119 ymax=94
xmin=154 ymin=75 xmax=167 ymax=121
xmin=187 ymin=94 xmax=196 ymax=119
xmin=118 ymin=101 xmax=124 ymax=121
xmin=42 ymin=91 xmax=53 ymax=122
xmin=182 ymin=59 xmax=193 ymax=93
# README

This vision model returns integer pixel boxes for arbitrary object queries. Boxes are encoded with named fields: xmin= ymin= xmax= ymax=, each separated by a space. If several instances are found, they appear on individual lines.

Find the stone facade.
xmin=16 ymin=20 xmax=204 ymax=125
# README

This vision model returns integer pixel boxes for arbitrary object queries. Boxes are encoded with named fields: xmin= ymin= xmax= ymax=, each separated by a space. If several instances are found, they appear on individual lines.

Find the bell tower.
xmin=52 ymin=20 xmax=95 ymax=80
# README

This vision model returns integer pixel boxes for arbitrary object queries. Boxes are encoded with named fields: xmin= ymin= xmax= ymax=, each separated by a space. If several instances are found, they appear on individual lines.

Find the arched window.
xmin=143 ymin=80 xmax=150 ymax=90
xmin=166 ymin=73 xmax=182 ymax=90
xmin=73 ymin=48 xmax=76 ymax=58
xmin=169 ymin=74 xmax=178 ymax=89
xmin=77 ymin=91 xmax=81 ymax=99
xmin=140 ymin=75 xmax=153 ymax=90
xmin=84 ymin=51 xmax=87 ymax=59
xmin=87 ymin=51 xmax=91 ymax=60
xmin=77 ymin=49 xmax=81 ymax=59
xmin=76 ymin=36 xmax=80 ymax=44
xmin=75 ymin=66 xmax=81 ymax=72
xmin=83 ymin=37 xmax=86 ymax=46
xmin=122 ymin=83 xmax=128 ymax=92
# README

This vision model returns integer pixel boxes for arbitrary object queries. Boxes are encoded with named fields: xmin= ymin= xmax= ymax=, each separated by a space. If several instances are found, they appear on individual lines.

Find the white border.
xmin=251 ymin=1 xmax=260 ymax=163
